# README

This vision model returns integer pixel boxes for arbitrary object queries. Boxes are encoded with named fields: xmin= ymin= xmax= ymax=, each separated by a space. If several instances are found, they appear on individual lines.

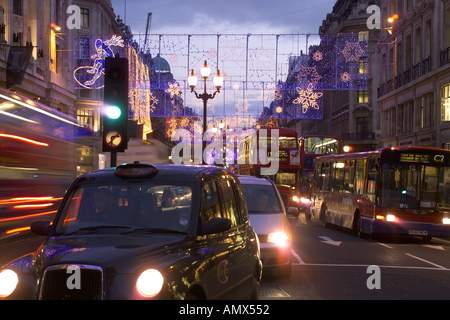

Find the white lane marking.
xmin=319 ymin=236 xmax=342 ymax=246
xmin=405 ymin=253 xmax=448 ymax=270
xmin=373 ymin=240 xmax=394 ymax=249
xmin=422 ymin=245 xmax=445 ymax=251
xmin=291 ymin=249 xmax=305 ymax=265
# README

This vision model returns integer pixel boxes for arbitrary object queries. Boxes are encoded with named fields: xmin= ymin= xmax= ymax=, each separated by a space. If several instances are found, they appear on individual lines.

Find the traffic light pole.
xmin=111 ymin=151 xmax=117 ymax=167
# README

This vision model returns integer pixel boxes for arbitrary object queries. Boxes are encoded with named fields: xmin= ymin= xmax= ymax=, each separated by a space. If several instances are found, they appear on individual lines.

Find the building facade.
xmin=377 ymin=0 xmax=450 ymax=149
xmin=319 ymin=0 xmax=381 ymax=152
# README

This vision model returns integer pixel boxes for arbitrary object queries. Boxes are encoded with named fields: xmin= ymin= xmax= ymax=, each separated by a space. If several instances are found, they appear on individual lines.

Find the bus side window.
xmin=366 ymin=158 xmax=379 ymax=203
xmin=332 ymin=162 xmax=345 ymax=192
xmin=343 ymin=160 xmax=354 ymax=193
xmin=354 ymin=159 xmax=366 ymax=195
xmin=322 ymin=162 xmax=331 ymax=191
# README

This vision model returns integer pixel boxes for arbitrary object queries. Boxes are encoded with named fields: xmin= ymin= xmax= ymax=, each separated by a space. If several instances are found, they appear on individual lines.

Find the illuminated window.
xmin=358 ymin=90 xmax=368 ymax=103
xmin=442 ymin=84 xmax=450 ymax=122
xmin=81 ymin=8 xmax=90 ymax=28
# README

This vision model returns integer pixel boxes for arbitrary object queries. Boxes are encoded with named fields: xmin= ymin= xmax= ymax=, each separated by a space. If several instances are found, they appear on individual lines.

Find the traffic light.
xmin=102 ymin=57 xmax=128 ymax=153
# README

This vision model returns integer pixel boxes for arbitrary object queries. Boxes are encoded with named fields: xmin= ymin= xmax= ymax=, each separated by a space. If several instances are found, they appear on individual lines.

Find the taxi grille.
xmin=40 ymin=265 xmax=103 ymax=300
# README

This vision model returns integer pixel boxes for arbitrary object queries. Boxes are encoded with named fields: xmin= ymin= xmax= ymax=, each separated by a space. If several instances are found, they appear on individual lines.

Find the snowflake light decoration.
xmin=235 ymin=98 xmax=250 ymax=113
xmin=312 ymin=50 xmax=323 ymax=62
xmin=340 ymin=72 xmax=351 ymax=83
xmin=297 ymin=65 xmax=322 ymax=89
xmin=165 ymin=81 xmax=181 ymax=98
xmin=293 ymin=84 xmax=323 ymax=114
xmin=341 ymin=41 xmax=365 ymax=63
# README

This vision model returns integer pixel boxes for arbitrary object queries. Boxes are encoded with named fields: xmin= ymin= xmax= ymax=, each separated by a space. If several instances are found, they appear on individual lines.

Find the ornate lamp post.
xmin=188 ymin=60 xmax=223 ymax=164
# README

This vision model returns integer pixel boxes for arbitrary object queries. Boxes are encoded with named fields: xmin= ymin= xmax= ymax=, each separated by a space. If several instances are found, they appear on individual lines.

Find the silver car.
xmin=238 ymin=175 xmax=296 ymax=278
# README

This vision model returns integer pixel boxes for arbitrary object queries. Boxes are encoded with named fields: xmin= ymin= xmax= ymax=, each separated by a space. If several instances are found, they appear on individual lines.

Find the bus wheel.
xmin=354 ymin=212 xmax=366 ymax=238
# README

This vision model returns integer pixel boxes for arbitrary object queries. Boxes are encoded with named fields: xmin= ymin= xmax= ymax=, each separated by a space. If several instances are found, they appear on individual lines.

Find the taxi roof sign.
xmin=114 ymin=162 xmax=158 ymax=178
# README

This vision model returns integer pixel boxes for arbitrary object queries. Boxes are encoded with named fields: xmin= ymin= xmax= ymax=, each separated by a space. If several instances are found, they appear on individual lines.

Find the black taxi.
xmin=0 ymin=163 xmax=262 ymax=300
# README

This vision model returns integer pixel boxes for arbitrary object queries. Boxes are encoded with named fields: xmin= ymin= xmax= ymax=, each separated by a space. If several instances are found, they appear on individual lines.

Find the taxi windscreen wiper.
xmin=124 ymin=227 xmax=187 ymax=235
xmin=64 ymin=225 xmax=133 ymax=235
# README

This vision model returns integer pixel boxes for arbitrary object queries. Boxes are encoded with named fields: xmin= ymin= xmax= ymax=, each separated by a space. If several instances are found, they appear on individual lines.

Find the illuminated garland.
xmin=73 ymin=33 xmax=367 ymax=125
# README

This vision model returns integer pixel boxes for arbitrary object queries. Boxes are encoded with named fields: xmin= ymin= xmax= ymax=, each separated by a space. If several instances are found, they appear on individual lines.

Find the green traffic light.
xmin=106 ymin=106 xmax=121 ymax=119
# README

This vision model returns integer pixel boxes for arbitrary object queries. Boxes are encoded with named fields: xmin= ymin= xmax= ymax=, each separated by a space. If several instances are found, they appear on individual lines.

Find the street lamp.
xmin=188 ymin=60 xmax=223 ymax=164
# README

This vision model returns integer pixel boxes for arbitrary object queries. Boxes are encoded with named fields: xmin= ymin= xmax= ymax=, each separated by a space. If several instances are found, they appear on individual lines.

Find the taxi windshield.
xmin=55 ymin=183 xmax=193 ymax=235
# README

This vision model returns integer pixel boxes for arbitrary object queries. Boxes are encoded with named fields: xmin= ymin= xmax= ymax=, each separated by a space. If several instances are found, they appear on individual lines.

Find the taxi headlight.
xmin=0 ymin=269 xmax=18 ymax=298
xmin=267 ymin=232 xmax=290 ymax=247
xmin=136 ymin=269 xmax=164 ymax=298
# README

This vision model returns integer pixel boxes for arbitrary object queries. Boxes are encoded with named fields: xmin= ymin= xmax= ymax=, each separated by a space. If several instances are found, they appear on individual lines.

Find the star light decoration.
xmin=293 ymin=83 xmax=323 ymax=114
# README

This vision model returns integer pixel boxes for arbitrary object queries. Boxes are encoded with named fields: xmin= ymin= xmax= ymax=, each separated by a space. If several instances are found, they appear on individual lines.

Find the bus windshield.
xmin=259 ymin=136 xmax=297 ymax=148
xmin=303 ymin=137 xmax=341 ymax=155
xmin=380 ymin=163 xmax=450 ymax=209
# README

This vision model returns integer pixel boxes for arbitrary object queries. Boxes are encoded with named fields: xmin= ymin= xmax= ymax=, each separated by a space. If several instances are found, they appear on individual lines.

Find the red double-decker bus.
xmin=238 ymin=127 xmax=301 ymax=210
xmin=310 ymin=146 xmax=450 ymax=240
xmin=298 ymin=135 xmax=342 ymax=214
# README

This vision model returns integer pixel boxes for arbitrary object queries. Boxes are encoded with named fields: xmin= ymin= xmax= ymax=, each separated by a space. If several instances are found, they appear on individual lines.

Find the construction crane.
xmin=143 ymin=12 xmax=152 ymax=52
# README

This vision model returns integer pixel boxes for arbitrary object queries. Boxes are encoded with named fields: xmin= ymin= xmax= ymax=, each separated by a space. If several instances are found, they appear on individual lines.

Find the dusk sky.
xmin=110 ymin=0 xmax=337 ymax=35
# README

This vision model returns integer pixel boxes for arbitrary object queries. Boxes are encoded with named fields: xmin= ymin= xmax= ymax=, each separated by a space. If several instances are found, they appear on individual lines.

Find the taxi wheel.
xmin=250 ymin=277 xmax=259 ymax=300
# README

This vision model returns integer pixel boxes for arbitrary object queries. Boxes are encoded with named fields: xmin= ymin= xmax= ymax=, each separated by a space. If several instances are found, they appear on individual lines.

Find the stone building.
xmin=377 ymin=0 xmax=450 ymax=149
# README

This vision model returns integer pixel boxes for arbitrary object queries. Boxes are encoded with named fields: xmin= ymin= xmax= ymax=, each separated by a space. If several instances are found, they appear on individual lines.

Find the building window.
xmin=77 ymin=109 xmax=93 ymax=128
xmin=81 ymin=8 xmax=90 ymax=28
xmin=358 ymin=90 xmax=369 ymax=103
xmin=358 ymin=31 xmax=368 ymax=42
xmin=13 ymin=0 xmax=22 ymax=16
xmin=359 ymin=59 xmax=368 ymax=74
xmin=442 ymin=84 xmax=450 ymax=122
xmin=356 ymin=116 xmax=369 ymax=134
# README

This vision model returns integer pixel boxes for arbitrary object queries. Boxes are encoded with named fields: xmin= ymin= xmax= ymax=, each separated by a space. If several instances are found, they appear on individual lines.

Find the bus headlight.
xmin=268 ymin=232 xmax=290 ymax=247
xmin=443 ymin=218 xmax=450 ymax=225
xmin=0 ymin=269 xmax=18 ymax=298
xmin=136 ymin=269 xmax=164 ymax=298
xmin=386 ymin=214 xmax=396 ymax=222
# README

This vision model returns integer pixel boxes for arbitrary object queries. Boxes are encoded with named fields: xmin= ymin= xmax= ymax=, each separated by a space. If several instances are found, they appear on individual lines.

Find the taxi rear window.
xmin=55 ymin=183 xmax=193 ymax=234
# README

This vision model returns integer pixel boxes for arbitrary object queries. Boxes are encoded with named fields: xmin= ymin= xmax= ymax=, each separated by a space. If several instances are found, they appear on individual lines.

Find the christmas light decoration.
xmin=73 ymin=33 xmax=367 ymax=123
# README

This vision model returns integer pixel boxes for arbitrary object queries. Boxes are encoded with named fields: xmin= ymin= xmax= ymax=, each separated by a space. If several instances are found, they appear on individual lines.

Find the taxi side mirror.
xmin=30 ymin=220 xmax=51 ymax=235
xmin=202 ymin=217 xmax=231 ymax=235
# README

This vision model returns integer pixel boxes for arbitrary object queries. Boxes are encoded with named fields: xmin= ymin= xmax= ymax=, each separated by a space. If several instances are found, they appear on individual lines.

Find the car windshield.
xmin=54 ymin=183 xmax=193 ymax=235
xmin=241 ymin=184 xmax=282 ymax=213
xmin=380 ymin=163 xmax=450 ymax=209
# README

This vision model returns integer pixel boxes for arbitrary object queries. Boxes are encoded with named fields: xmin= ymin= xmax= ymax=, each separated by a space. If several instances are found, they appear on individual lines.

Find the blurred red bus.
xmin=310 ymin=146 xmax=450 ymax=240
xmin=0 ymin=89 xmax=91 ymax=203
xmin=238 ymin=127 xmax=301 ymax=210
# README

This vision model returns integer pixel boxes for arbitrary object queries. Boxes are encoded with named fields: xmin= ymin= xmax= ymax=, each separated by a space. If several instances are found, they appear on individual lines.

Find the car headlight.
xmin=300 ymin=197 xmax=311 ymax=204
xmin=291 ymin=195 xmax=300 ymax=202
xmin=136 ymin=269 xmax=164 ymax=298
xmin=0 ymin=269 xmax=18 ymax=298
xmin=267 ymin=232 xmax=290 ymax=247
